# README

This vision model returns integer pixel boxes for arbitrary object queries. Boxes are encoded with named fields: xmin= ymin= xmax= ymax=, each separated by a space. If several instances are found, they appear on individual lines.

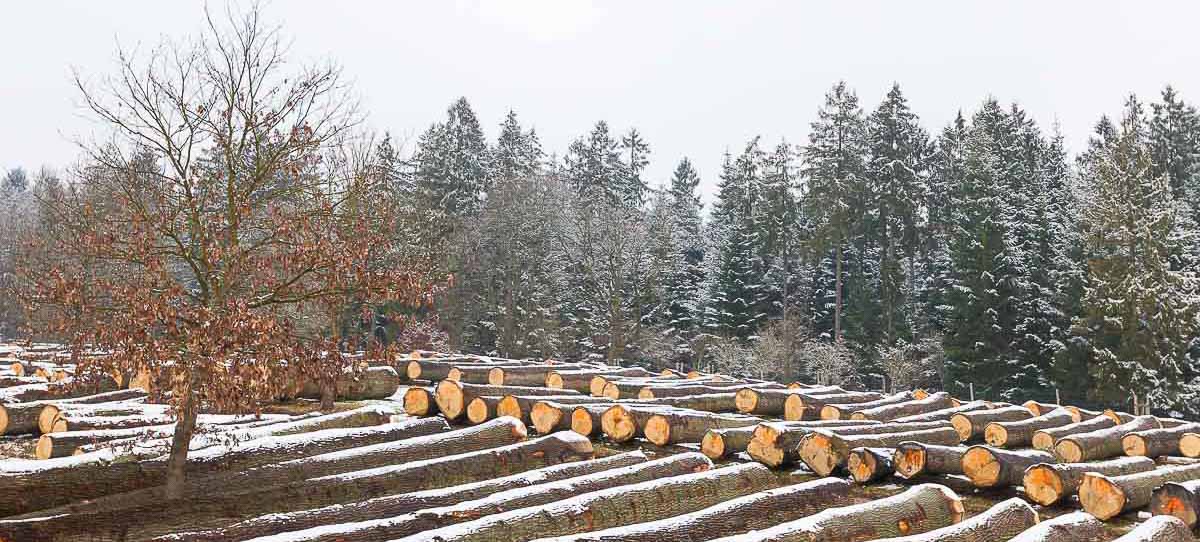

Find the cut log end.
xmin=1178 ymin=433 xmax=1200 ymax=458
xmin=801 ymin=432 xmax=839 ymax=476
xmin=983 ymin=424 xmax=1007 ymax=447
xmin=1023 ymin=464 xmax=1065 ymax=506
xmin=643 ymin=415 xmax=670 ymax=446
xmin=894 ymin=446 xmax=925 ymax=479
xmin=1152 ymin=483 xmax=1199 ymax=529
xmin=405 ymin=361 xmax=422 ymax=380
xmin=601 ymin=383 xmax=621 ymax=400
xmin=486 ymin=367 xmax=504 ymax=386
xmin=1055 ymin=438 xmax=1084 ymax=463
xmin=846 ymin=449 xmax=880 ymax=483
xmin=530 ymin=402 xmax=562 ymax=434
xmin=0 ymin=405 xmax=8 ymax=435
xmin=1122 ymin=434 xmax=1148 ymax=457
xmin=34 ymin=434 xmax=53 ymax=460
xmin=403 ymin=387 xmax=433 ymax=416
xmin=434 ymin=380 xmax=466 ymax=420
xmin=962 ymin=446 xmax=1001 ymax=487
xmin=600 ymin=406 xmax=637 ymax=442
xmin=1031 ymin=431 xmax=1055 ymax=451
xmin=496 ymin=396 xmax=523 ymax=420
xmin=37 ymin=405 xmax=62 ymax=434
xmin=545 ymin=373 xmax=564 ymax=389
xmin=636 ymin=388 xmax=655 ymax=400
xmin=819 ymin=405 xmax=842 ymax=420
xmin=589 ymin=376 xmax=608 ymax=397
xmin=950 ymin=414 xmax=972 ymax=441
xmin=466 ymin=398 xmax=491 ymax=424
xmin=571 ymin=407 xmax=596 ymax=436
xmin=734 ymin=388 xmax=757 ymax=413
xmin=1079 ymin=473 xmax=1126 ymax=521
xmin=701 ymin=431 xmax=725 ymax=460
xmin=783 ymin=395 xmax=806 ymax=421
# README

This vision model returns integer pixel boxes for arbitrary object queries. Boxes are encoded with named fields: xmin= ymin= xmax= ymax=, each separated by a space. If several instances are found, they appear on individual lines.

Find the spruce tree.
xmin=493 ymin=110 xmax=543 ymax=184
xmin=660 ymin=158 xmax=706 ymax=347
xmin=564 ymin=121 xmax=627 ymax=207
xmin=705 ymin=139 xmax=767 ymax=339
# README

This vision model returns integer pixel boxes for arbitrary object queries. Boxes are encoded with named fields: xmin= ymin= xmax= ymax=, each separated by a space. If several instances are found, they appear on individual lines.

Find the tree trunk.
xmin=949 ymin=405 xmax=1033 ymax=442
xmin=570 ymin=404 xmax=613 ymax=437
xmin=1110 ymin=516 xmax=1195 ymax=541
xmin=1150 ymin=478 xmax=1200 ymax=530
xmin=861 ymin=497 xmax=1037 ymax=542
xmin=403 ymin=386 xmax=437 ymax=416
xmin=751 ymin=421 xmax=950 ymax=469
xmin=529 ymin=400 xmax=609 ymax=434
xmin=892 ymin=401 xmax=990 ymax=423
xmin=643 ymin=410 xmax=761 ymax=446
xmin=960 ymin=445 xmax=1053 ymax=488
xmin=784 ymin=391 xmax=884 ymax=421
xmin=798 ymin=426 xmax=961 ymax=476
xmin=165 ymin=391 xmax=199 ymax=498
xmin=402 ymin=463 xmax=782 ymax=542
xmin=496 ymin=394 xmax=599 ymax=425
xmin=628 ymin=392 xmax=741 ymax=412
xmin=1055 ymin=415 xmax=1161 ymax=462
xmin=847 ymin=447 xmax=895 ymax=483
xmin=587 ymin=374 xmax=682 ymax=397
xmin=264 ymin=453 xmax=713 ymax=542
xmin=1005 ymin=511 xmax=1107 ymax=542
xmin=1123 ymin=423 xmax=1200 ymax=458
xmin=319 ymin=377 xmax=336 ymax=411
xmin=851 ymin=392 xmax=955 ymax=421
xmin=466 ymin=395 xmax=505 ymax=425
xmin=406 ymin=359 xmax=490 ymax=381
xmin=736 ymin=388 xmax=831 ymax=416
xmin=435 ymin=380 xmax=580 ymax=422
xmin=1032 ymin=414 xmax=1117 ymax=451
xmin=834 ymin=244 xmax=843 ymax=342
xmin=1020 ymin=400 xmax=1062 ymax=417
xmin=983 ymin=407 xmax=1075 ymax=448
xmin=706 ymin=483 xmax=964 ymax=542
xmin=163 ymin=452 xmax=652 ymax=542
xmin=1023 ymin=456 xmax=1157 ymax=506
xmin=893 ymin=443 xmax=968 ymax=479
xmin=638 ymin=383 xmax=777 ymax=400
xmin=543 ymin=367 xmax=655 ymax=393
xmin=1079 ymin=462 xmax=1200 ymax=520
xmin=533 ymin=478 xmax=854 ymax=542
xmin=702 ymin=420 xmax=880 ymax=460
xmin=487 ymin=364 xmax=586 ymax=387
xmin=820 ymin=391 xmax=922 ymax=420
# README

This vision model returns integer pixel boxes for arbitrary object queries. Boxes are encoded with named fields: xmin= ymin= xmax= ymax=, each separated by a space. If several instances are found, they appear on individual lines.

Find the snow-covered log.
xmin=893 ymin=442 xmax=969 ymax=479
xmin=983 ymin=407 xmax=1075 ymax=448
xmin=847 ymin=447 xmax=895 ymax=483
xmin=544 ymin=367 xmax=655 ymax=393
xmin=749 ymin=421 xmax=949 ymax=469
xmin=891 ymin=401 xmax=990 ymax=423
xmin=1055 ymin=415 xmax=1160 ymax=462
xmin=798 ymin=426 xmax=961 ymax=476
xmin=643 ymin=409 xmax=761 ymax=446
xmin=1005 ymin=512 xmax=1107 ymax=542
xmin=783 ymin=391 xmax=884 ymax=421
xmin=1150 ymin=478 xmax=1200 ymax=530
xmin=1123 ymin=423 xmax=1200 ymax=458
xmin=862 ymin=498 xmax=1037 ymax=542
xmin=435 ymin=380 xmax=580 ymax=422
xmin=1110 ymin=516 xmax=1195 ymax=541
xmin=949 ymin=405 xmax=1033 ymax=442
xmin=850 ymin=392 xmax=955 ymax=421
xmin=1023 ymin=456 xmax=1156 ymax=506
xmin=701 ymin=420 xmax=880 ymax=460
xmin=1032 ymin=414 xmax=1117 ymax=451
xmin=819 ymin=391 xmax=923 ymax=420
xmin=1079 ymin=462 xmax=1200 ymax=520
xmin=960 ymin=445 xmax=1054 ymax=488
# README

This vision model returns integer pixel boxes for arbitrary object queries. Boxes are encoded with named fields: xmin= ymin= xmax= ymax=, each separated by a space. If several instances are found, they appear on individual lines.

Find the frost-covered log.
xmin=0 ymin=378 xmax=117 ymax=403
xmin=1079 ymin=462 xmax=1200 ymax=520
xmin=643 ymin=409 xmax=761 ymax=446
xmin=892 ymin=401 xmax=990 ymax=423
xmin=570 ymin=404 xmax=615 ymax=437
xmin=749 ymin=421 xmax=949 ymax=469
xmin=1150 ymin=479 xmax=1200 ymax=530
xmin=1023 ymin=456 xmax=1156 ymax=506
xmin=1032 ymin=414 xmax=1117 ymax=451
xmin=38 ymin=400 xmax=159 ymax=433
xmin=702 ymin=420 xmax=880 ymax=460
xmin=799 ymin=427 xmax=961 ymax=476
xmin=847 ymin=447 xmax=895 ymax=483
xmin=489 ymin=364 xmax=587 ymax=387
xmin=706 ymin=483 xmax=964 ymax=542
xmin=36 ymin=422 xmax=176 ymax=458
xmin=46 ymin=411 xmax=175 ymax=433
xmin=405 ymin=360 xmax=489 ymax=381
xmin=529 ymin=401 xmax=610 ymax=434
xmin=255 ymin=452 xmax=713 ymax=542
xmin=1123 ymin=424 xmax=1200 ymax=458
xmin=1055 ymin=415 xmax=1161 ymax=462
xmin=783 ymin=391 xmax=884 ymax=421
xmin=527 ymin=478 xmax=853 ymax=542
xmin=435 ymin=380 xmax=580 ymax=422
xmin=161 ymin=452 xmax=653 ymax=542
xmin=949 ymin=405 xmax=1033 ymax=442
xmin=1111 ymin=516 xmax=1195 ymax=541
xmin=1021 ymin=400 xmax=1062 ymax=417
xmin=1104 ymin=409 xmax=1137 ymax=424
xmin=400 ymin=463 xmax=782 ymax=542
xmin=820 ymin=391 xmax=922 ymax=420
xmin=293 ymin=366 xmax=400 ymax=401
xmin=544 ymin=367 xmax=655 ymax=393
xmin=1005 ymin=511 xmax=1107 ymax=542
xmin=850 ymin=392 xmax=955 ymax=422
xmin=735 ymin=388 xmax=801 ymax=415
xmin=983 ymin=407 xmax=1075 ymax=448
xmin=960 ymin=445 xmax=1054 ymax=488
xmin=402 ymin=386 xmax=437 ymax=416
xmin=893 ymin=443 xmax=969 ymax=479
xmin=496 ymin=394 xmax=601 ymax=425
xmin=863 ymin=498 xmax=1037 ymax=542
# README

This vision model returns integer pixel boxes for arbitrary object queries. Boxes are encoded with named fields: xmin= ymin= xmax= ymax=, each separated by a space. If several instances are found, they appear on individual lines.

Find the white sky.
xmin=3 ymin=1 xmax=1199 ymax=200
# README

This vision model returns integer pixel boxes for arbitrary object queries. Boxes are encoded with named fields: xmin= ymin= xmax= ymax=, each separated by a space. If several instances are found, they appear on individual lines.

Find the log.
xmin=294 ymin=366 xmax=400 ymax=400
xmin=435 ymin=380 xmax=579 ymax=422
xmin=1124 ymin=423 xmax=1200 ymax=458
xmin=0 ymin=390 xmax=147 ymax=435
xmin=643 ymin=409 xmax=761 ymax=446
xmin=406 ymin=359 xmax=489 ymax=381
xmin=702 ymin=420 xmax=880 ymax=460
xmin=401 ymin=463 xmax=783 ymax=542
xmin=960 ymin=445 xmax=1054 ymax=488
xmin=1111 ymin=516 xmax=1195 ymax=542
xmin=1079 ymin=462 xmax=1200 ymax=520
xmin=489 ymin=364 xmax=586 ymax=386
xmin=799 ymin=427 xmax=961 ymax=476
xmin=263 ymin=452 xmax=714 ymax=542
xmin=847 ymin=447 xmax=895 ymax=483
xmin=36 ymin=423 xmax=176 ymax=459
xmin=38 ymin=400 xmax=159 ymax=434
xmin=496 ymin=394 xmax=600 ymax=425
xmin=950 ymin=405 xmax=1033 ymax=442
xmin=892 ymin=401 xmax=990 ymax=423
xmin=850 ymin=392 xmax=955 ymax=421
xmin=626 ymin=392 xmax=741 ymax=412
xmin=1150 ymin=478 xmax=1200 ymax=529
xmin=527 ymin=478 xmax=854 ymax=542
xmin=600 ymin=379 xmax=696 ymax=399
xmin=863 ymin=498 xmax=1038 ymax=542
xmin=466 ymin=395 xmax=504 ymax=424
xmin=0 ymin=378 xmax=117 ymax=403
xmin=820 ymin=391 xmax=920 ymax=420
xmin=893 ymin=443 xmax=969 ymax=479
xmin=166 ymin=452 xmax=652 ymax=542
xmin=983 ymin=407 xmax=1075 ymax=448
xmin=1064 ymin=406 xmax=1104 ymax=422
xmin=706 ymin=483 xmax=965 ymax=542
xmin=544 ymin=367 xmax=655 ymax=393
xmin=638 ymin=383 xmax=773 ymax=400
xmin=570 ymin=404 xmax=614 ymax=437
xmin=1023 ymin=456 xmax=1157 ymax=506
xmin=47 ymin=411 xmax=175 ymax=433
xmin=1005 ymin=511 xmax=1107 ymax=542
xmin=1104 ymin=409 xmax=1137 ymax=424
xmin=736 ymin=388 xmax=801 ymax=415
xmin=1033 ymin=414 xmax=1118 ymax=451
xmin=402 ymin=386 xmax=437 ymax=416
xmin=448 ymin=364 xmax=523 ymax=384
xmin=1182 ymin=433 xmax=1200 ymax=458
xmin=1055 ymin=415 xmax=1161 ymax=462
xmin=749 ymin=421 xmax=949 ymax=469
xmin=530 ymin=401 xmax=610 ymax=434
xmin=784 ymin=391 xmax=884 ymax=421
xmin=1021 ymin=400 xmax=1062 ymax=416
xmin=588 ymin=374 xmax=678 ymax=396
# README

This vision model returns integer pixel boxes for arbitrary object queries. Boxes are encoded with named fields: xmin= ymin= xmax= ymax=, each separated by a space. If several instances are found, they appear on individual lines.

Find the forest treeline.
xmin=4 ymin=82 xmax=1200 ymax=416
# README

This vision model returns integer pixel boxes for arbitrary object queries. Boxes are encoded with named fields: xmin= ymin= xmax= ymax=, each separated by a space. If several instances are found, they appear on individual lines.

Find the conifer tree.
xmin=660 ymin=158 xmax=706 ymax=345
xmin=494 ymin=110 xmax=544 ymax=184
xmin=705 ymin=139 xmax=767 ymax=339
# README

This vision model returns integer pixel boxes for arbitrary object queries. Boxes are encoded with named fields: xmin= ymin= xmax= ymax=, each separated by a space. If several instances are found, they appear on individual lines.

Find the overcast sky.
xmin=3 ymin=1 xmax=1199 ymax=199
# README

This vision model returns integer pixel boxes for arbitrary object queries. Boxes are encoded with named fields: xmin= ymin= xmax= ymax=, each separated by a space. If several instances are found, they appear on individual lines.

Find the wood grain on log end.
xmin=1023 ymin=464 xmax=1065 ymax=506
xmin=1079 ymin=472 xmax=1126 ymax=520
xmin=403 ymin=387 xmax=435 ymax=416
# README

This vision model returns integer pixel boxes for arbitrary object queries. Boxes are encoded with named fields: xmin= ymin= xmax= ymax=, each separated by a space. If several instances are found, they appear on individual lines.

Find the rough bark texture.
xmin=960 ymin=445 xmax=1054 ymax=488
xmin=1023 ymin=456 xmax=1157 ymax=506
xmin=294 ymin=366 xmax=400 ymax=401
xmin=1055 ymin=416 xmax=1161 ymax=462
xmin=784 ymin=391 xmax=884 ymax=421
xmin=643 ymin=410 xmax=761 ymax=446
xmin=892 ymin=402 xmax=990 ymax=423
xmin=1032 ymin=415 xmax=1117 ymax=451
xmin=401 ymin=463 xmax=783 ymax=542
xmin=435 ymin=380 xmax=579 ymax=422
xmin=488 ymin=364 xmax=586 ymax=387
xmin=1150 ymin=478 xmax=1200 ymax=529
xmin=798 ymin=427 xmax=961 ymax=476
xmin=850 ymin=392 xmax=955 ymax=422
xmin=863 ymin=498 xmax=1037 ymax=542
xmin=527 ymin=478 xmax=854 ymax=542
xmin=544 ymin=367 xmax=655 ymax=393
xmin=570 ymin=404 xmax=614 ymax=437
xmin=950 ymin=406 xmax=1033 ymax=442
xmin=893 ymin=443 xmax=969 ymax=479
xmin=705 ymin=483 xmax=965 ymax=542
xmin=1005 ymin=511 xmax=1108 ymax=542
xmin=1079 ymin=462 xmax=1200 ymax=520
xmin=749 ymin=421 xmax=948 ymax=469
xmin=847 ymin=447 xmax=895 ymax=483
xmin=820 ymin=391 xmax=919 ymax=420
xmin=1123 ymin=424 xmax=1200 ymax=458
xmin=1110 ymin=516 xmax=1195 ymax=542
xmin=702 ymin=420 xmax=879 ymax=460
xmin=497 ymin=394 xmax=600 ymax=425
xmin=983 ymin=408 xmax=1075 ymax=448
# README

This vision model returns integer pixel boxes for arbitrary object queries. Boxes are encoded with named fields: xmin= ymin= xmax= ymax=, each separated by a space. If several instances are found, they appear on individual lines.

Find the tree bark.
xmin=1032 ymin=414 xmax=1117 ymax=451
xmin=496 ymin=394 xmax=600 ymax=425
xmin=750 ymin=421 xmax=950 ymax=469
xmin=544 ymin=367 xmax=655 ymax=393
xmin=435 ymin=380 xmax=580 ymax=422
xmin=784 ymin=391 xmax=885 ymax=421
xmin=626 ymin=392 xmax=740 ymax=412
xmin=528 ymin=478 xmax=854 ymax=542
xmin=798 ymin=427 xmax=961 ymax=476
xmin=401 ymin=463 xmax=782 ymax=542
xmin=705 ymin=483 xmax=965 ymax=542
xmin=1055 ymin=415 xmax=1161 ymax=462
xmin=1020 ymin=400 xmax=1062 ymax=417
xmin=488 ymin=364 xmax=587 ymax=387
xmin=402 ymin=386 xmax=438 ymax=416
xmin=850 ymin=392 xmax=955 ymax=422
xmin=1079 ymin=462 xmax=1200 ymax=520
xmin=164 ymin=390 xmax=199 ymax=498
xmin=893 ymin=443 xmax=968 ymax=480
xmin=892 ymin=401 xmax=989 ymax=423
xmin=638 ymin=383 xmax=775 ymax=400
xmin=570 ymin=404 xmax=614 ymax=437
xmin=949 ymin=405 xmax=1033 ymax=442
xmin=1005 ymin=511 xmax=1107 ymax=542
xmin=983 ymin=407 xmax=1075 ymax=448
xmin=847 ymin=447 xmax=895 ymax=483
xmin=1123 ymin=423 xmax=1200 ymax=458
xmin=702 ymin=420 xmax=880 ymax=460
xmin=1023 ymin=456 xmax=1156 ymax=506
xmin=820 ymin=391 xmax=922 ymax=420
xmin=863 ymin=497 xmax=1037 ymax=542
xmin=529 ymin=401 xmax=610 ymax=434
xmin=643 ymin=410 xmax=761 ymax=446
xmin=1110 ymin=516 xmax=1195 ymax=541
xmin=1150 ymin=478 xmax=1200 ymax=530
xmin=960 ymin=445 xmax=1053 ymax=488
